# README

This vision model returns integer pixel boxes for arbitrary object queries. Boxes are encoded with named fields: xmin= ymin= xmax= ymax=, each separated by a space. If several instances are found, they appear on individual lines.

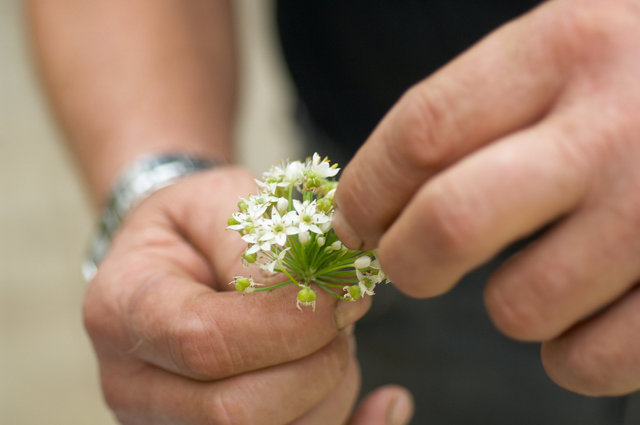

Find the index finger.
xmin=85 ymin=251 xmax=371 ymax=381
xmin=333 ymin=2 xmax=569 ymax=249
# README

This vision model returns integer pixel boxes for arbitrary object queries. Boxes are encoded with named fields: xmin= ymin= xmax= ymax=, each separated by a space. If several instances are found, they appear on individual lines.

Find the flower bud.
xmin=316 ymin=197 xmax=332 ymax=213
xmin=298 ymin=230 xmax=311 ymax=244
xmin=305 ymin=177 xmax=320 ymax=189
xmin=277 ymin=197 xmax=289 ymax=213
xmin=347 ymin=285 xmax=361 ymax=301
xmin=297 ymin=287 xmax=317 ymax=311
xmin=227 ymin=217 xmax=241 ymax=226
xmin=242 ymin=252 xmax=257 ymax=264
xmin=354 ymin=256 xmax=371 ymax=270
xmin=317 ymin=236 xmax=326 ymax=247
xmin=237 ymin=199 xmax=249 ymax=212
xmin=234 ymin=277 xmax=251 ymax=292
xmin=331 ymin=241 xmax=342 ymax=251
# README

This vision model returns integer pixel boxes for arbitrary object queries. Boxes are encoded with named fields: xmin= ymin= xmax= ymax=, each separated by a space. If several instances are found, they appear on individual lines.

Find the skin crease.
xmin=334 ymin=0 xmax=640 ymax=397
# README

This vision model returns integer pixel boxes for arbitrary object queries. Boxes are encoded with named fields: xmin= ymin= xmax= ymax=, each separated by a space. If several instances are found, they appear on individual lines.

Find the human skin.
xmin=334 ymin=0 xmax=640 ymax=396
xmin=27 ymin=0 xmax=413 ymax=424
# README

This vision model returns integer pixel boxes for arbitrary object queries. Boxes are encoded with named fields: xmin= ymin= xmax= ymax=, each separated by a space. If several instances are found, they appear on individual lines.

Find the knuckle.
xmin=419 ymin=182 xmax=479 ymax=257
xmin=167 ymin=310 xmax=236 ymax=379
xmin=485 ymin=282 xmax=545 ymax=341
xmin=487 ymin=261 xmax=578 ymax=340
xmin=391 ymin=84 xmax=456 ymax=170
xmin=546 ymin=339 xmax=618 ymax=396
xmin=544 ymin=0 xmax=638 ymax=66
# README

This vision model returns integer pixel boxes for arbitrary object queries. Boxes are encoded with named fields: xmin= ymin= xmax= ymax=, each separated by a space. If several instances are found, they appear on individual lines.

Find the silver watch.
xmin=82 ymin=154 xmax=221 ymax=281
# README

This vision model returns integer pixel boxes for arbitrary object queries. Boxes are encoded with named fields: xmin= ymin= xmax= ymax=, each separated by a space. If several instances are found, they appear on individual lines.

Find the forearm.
xmin=27 ymin=0 xmax=237 ymax=208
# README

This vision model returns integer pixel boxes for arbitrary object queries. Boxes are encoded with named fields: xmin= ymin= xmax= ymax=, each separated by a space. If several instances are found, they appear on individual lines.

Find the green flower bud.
xmin=305 ymin=177 xmax=320 ymax=189
xmin=296 ymin=286 xmax=317 ymax=310
xmin=227 ymin=217 xmax=241 ymax=226
xmin=297 ymin=287 xmax=317 ymax=303
xmin=242 ymin=252 xmax=257 ymax=264
xmin=235 ymin=277 xmax=251 ymax=292
xmin=316 ymin=197 xmax=332 ymax=213
xmin=237 ymin=199 xmax=249 ymax=212
xmin=318 ymin=180 xmax=338 ymax=197
xmin=347 ymin=285 xmax=362 ymax=301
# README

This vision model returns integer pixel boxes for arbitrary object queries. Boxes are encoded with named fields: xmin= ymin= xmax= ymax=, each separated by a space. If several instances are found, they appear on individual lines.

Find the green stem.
xmin=317 ymin=284 xmax=347 ymax=300
xmin=251 ymin=281 xmax=292 ymax=292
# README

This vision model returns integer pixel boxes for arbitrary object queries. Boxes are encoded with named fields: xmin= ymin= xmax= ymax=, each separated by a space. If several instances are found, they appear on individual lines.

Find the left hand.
xmin=333 ymin=0 xmax=640 ymax=396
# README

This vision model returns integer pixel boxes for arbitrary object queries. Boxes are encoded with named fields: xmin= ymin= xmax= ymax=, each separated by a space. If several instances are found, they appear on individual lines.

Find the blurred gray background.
xmin=0 ymin=1 xmax=299 ymax=423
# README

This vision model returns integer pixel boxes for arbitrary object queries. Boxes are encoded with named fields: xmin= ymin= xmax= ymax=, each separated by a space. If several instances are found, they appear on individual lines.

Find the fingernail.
xmin=334 ymin=298 xmax=369 ymax=330
xmin=332 ymin=210 xmax=363 ymax=250
xmin=387 ymin=392 xmax=413 ymax=425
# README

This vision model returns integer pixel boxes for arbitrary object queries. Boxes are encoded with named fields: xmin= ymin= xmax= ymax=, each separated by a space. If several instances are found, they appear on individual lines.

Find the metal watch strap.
xmin=82 ymin=154 xmax=221 ymax=281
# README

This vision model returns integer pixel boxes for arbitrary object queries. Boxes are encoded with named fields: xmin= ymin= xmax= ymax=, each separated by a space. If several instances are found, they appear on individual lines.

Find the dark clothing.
xmin=276 ymin=1 xmax=639 ymax=423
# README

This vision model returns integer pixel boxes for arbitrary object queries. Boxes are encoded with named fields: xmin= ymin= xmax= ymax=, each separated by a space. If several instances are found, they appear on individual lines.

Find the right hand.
xmin=83 ymin=166 xmax=413 ymax=425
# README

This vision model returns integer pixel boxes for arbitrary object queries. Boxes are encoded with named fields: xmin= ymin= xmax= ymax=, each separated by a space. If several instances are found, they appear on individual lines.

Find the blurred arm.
xmin=27 ymin=0 xmax=237 ymax=208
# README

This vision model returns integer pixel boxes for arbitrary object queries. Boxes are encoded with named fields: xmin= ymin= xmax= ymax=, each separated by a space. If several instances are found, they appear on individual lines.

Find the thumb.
xmin=348 ymin=385 xmax=414 ymax=425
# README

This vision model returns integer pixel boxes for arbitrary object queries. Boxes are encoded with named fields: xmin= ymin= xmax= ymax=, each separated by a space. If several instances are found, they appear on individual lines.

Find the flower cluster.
xmin=227 ymin=153 xmax=388 ymax=310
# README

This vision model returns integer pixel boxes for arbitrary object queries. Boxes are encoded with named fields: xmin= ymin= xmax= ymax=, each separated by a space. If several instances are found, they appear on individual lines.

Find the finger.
xmin=291 ymin=353 xmax=360 ymax=425
xmin=541 ymin=284 xmax=640 ymax=396
xmin=347 ymin=386 xmax=414 ymax=425
xmin=85 ymin=264 xmax=371 ymax=380
xmin=333 ymin=1 xmax=569 ymax=249
xmin=485 ymin=198 xmax=640 ymax=341
xmin=100 ymin=329 xmax=353 ymax=425
xmin=377 ymin=119 xmax=587 ymax=298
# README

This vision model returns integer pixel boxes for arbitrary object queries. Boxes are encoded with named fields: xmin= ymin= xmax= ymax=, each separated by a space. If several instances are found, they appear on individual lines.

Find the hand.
xmin=333 ymin=0 xmax=640 ymax=396
xmin=83 ymin=167 xmax=414 ymax=424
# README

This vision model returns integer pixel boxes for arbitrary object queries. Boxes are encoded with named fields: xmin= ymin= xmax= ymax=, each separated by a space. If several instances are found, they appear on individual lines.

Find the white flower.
xmin=355 ymin=256 xmax=387 ymax=296
xmin=227 ymin=211 xmax=252 ymax=231
xmin=284 ymin=160 xmax=305 ymax=186
xmin=259 ymin=247 xmax=290 ymax=274
xmin=306 ymin=153 xmax=340 ymax=179
xmin=259 ymin=209 xmax=299 ymax=247
xmin=292 ymin=200 xmax=330 ymax=234
xmin=262 ymin=163 xmax=286 ymax=184
xmin=255 ymin=179 xmax=279 ymax=196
